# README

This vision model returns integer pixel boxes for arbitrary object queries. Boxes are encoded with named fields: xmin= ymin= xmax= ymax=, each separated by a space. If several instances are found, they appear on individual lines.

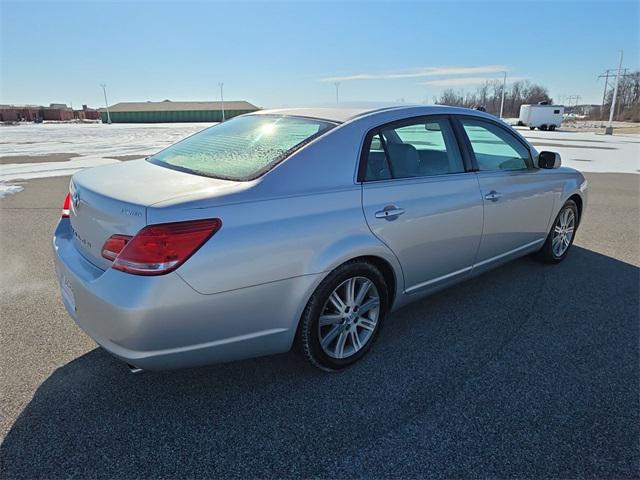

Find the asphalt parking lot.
xmin=0 ymin=169 xmax=638 ymax=479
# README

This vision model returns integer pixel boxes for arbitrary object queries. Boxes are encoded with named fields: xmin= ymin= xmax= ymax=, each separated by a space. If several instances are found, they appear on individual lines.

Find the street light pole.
xmin=499 ymin=71 xmax=507 ymax=119
xmin=606 ymin=49 xmax=623 ymax=135
xmin=100 ymin=84 xmax=111 ymax=124
xmin=334 ymin=82 xmax=340 ymax=104
xmin=218 ymin=83 xmax=225 ymax=122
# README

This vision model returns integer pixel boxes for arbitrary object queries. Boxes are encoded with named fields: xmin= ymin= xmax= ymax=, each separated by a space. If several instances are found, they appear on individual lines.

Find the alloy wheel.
xmin=318 ymin=276 xmax=380 ymax=359
xmin=552 ymin=207 xmax=575 ymax=257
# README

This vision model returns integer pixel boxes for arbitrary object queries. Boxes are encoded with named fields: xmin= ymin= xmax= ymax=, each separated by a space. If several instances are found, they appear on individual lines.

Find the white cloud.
xmin=319 ymin=65 xmax=509 ymax=82
xmin=421 ymin=76 xmax=526 ymax=86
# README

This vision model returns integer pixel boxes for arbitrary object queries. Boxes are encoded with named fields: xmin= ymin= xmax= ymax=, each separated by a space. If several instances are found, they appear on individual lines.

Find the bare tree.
xmin=434 ymin=80 xmax=553 ymax=117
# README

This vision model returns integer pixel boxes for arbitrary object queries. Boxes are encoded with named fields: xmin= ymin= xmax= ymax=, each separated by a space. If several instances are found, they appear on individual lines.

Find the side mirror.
xmin=538 ymin=151 xmax=561 ymax=169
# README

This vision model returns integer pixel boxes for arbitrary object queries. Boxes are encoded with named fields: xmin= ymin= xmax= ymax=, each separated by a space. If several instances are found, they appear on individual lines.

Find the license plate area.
xmin=60 ymin=273 xmax=76 ymax=312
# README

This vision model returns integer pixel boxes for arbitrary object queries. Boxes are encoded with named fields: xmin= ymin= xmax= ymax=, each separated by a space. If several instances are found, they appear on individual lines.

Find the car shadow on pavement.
xmin=1 ymin=246 xmax=638 ymax=479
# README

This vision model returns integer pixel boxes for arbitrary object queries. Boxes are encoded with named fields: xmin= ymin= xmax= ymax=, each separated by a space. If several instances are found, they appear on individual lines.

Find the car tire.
xmin=540 ymin=124 xmax=548 ymax=131
xmin=537 ymin=199 xmax=579 ymax=263
xmin=529 ymin=126 xmax=536 ymax=130
xmin=297 ymin=261 xmax=388 ymax=371
xmin=549 ymin=125 xmax=556 ymax=131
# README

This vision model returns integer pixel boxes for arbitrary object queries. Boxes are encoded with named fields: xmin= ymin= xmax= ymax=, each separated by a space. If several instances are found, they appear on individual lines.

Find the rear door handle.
xmin=484 ymin=190 xmax=503 ymax=202
xmin=375 ymin=206 xmax=405 ymax=219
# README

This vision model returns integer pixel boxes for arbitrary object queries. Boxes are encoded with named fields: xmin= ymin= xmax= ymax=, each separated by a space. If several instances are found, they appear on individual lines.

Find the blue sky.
xmin=1 ymin=0 xmax=638 ymax=109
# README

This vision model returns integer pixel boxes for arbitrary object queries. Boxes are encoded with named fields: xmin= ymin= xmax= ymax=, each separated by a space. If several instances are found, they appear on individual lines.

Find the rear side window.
xmin=364 ymin=118 xmax=464 ymax=181
xmin=461 ymin=119 xmax=531 ymax=171
xmin=149 ymin=115 xmax=334 ymax=180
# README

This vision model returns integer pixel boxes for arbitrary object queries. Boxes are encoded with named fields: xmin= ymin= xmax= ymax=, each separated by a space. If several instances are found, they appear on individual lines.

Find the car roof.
xmin=248 ymin=106 xmax=399 ymax=123
xmin=248 ymin=105 xmax=491 ymax=124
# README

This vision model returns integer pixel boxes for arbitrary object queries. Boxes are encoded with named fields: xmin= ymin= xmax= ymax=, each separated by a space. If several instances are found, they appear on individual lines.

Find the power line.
xmin=565 ymin=95 xmax=581 ymax=107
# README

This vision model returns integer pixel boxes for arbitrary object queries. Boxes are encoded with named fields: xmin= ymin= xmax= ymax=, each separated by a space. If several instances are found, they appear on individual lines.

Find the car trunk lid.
xmin=68 ymin=159 xmax=242 ymax=270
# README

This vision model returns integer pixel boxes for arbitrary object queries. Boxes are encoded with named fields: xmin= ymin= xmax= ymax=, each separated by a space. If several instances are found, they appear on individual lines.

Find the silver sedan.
xmin=53 ymin=106 xmax=587 ymax=372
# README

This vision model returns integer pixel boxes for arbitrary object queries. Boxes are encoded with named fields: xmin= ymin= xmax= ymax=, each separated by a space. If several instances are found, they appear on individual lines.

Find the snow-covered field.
xmin=516 ymin=127 xmax=640 ymax=174
xmin=0 ymin=123 xmax=210 ymax=197
xmin=0 ymin=122 xmax=638 ymax=198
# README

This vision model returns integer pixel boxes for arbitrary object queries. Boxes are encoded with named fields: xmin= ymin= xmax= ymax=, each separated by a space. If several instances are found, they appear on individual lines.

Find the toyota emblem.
xmin=72 ymin=191 xmax=80 ymax=209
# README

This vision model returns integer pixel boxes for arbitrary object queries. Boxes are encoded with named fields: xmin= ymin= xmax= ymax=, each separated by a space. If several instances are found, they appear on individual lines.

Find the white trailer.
xmin=518 ymin=104 xmax=564 ymax=131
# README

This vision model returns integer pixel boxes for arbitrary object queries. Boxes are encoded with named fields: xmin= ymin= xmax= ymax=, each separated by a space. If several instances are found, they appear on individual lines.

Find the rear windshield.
xmin=148 ymin=115 xmax=335 ymax=180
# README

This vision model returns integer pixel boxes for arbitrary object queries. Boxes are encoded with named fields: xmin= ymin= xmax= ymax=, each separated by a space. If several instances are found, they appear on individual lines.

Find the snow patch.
xmin=0 ymin=155 xmax=120 ymax=182
xmin=0 ymin=184 xmax=24 ymax=198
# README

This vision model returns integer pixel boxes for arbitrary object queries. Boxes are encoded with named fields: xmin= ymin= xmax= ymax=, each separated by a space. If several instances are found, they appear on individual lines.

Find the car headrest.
xmin=367 ymin=151 xmax=390 ymax=180
xmin=387 ymin=142 xmax=419 ymax=178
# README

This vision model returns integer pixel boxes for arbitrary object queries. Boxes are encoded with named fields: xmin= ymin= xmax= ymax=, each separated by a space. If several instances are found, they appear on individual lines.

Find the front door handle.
xmin=484 ymin=190 xmax=503 ymax=202
xmin=375 ymin=206 xmax=405 ymax=219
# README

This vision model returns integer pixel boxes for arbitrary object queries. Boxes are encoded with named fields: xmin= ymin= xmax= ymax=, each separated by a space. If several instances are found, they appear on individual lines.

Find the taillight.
xmin=103 ymin=219 xmax=222 ymax=276
xmin=102 ymin=234 xmax=132 ymax=261
xmin=61 ymin=193 xmax=71 ymax=218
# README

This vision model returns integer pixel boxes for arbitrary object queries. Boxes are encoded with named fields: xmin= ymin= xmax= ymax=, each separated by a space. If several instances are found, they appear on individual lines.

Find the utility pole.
xmin=606 ymin=49 xmax=623 ymax=135
xmin=499 ymin=71 xmax=507 ymax=119
xmin=599 ymin=70 xmax=611 ymax=122
xmin=100 ymin=84 xmax=111 ymax=124
xmin=599 ymin=68 xmax=631 ymax=124
xmin=334 ymin=82 xmax=340 ymax=104
xmin=566 ymin=95 xmax=581 ymax=107
xmin=615 ymin=69 xmax=630 ymax=122
xmin=218 ymin=83 xmax=225 ymax=122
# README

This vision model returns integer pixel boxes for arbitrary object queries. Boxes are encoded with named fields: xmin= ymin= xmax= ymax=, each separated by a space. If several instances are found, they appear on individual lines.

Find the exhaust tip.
xmin=126 ymin=363 xmax=144 ymax=374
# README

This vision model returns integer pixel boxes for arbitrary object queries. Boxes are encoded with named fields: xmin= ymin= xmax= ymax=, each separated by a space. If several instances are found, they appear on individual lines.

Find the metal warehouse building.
xmin=99 ymin=100 xmax=259 ymax=123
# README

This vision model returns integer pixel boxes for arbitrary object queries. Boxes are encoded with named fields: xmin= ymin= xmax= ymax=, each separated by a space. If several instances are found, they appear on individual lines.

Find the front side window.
xmin=149 ymin=115 xmax=334 ymax=180
xmin=364 ymin=118 xmax=464 ymax=181
xmin=461 ymin=119 xmax=531 ymax=171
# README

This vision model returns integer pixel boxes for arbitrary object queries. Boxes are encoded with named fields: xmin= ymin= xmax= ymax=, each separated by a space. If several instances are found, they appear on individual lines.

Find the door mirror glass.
xmin=538 ymin=151 xmax=561 ymax=169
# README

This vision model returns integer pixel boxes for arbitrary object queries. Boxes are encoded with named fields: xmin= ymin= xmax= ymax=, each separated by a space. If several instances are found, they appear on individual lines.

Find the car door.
xmin=360 ymin=116 xmax=484 ymax=294
xmin=456 ymin=117 xmax=556 ymax=268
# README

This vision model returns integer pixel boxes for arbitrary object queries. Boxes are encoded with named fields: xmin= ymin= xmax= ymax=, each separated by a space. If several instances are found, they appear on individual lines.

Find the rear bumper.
xmin=53 ymin=219 xmax=321 ymax=370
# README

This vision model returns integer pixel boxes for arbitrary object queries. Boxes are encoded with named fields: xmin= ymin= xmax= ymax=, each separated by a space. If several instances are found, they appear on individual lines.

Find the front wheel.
xmin=537 ymin=200 xmax=579 ymax=263
xmin=297 ymin=261 xmax=388 ymax=371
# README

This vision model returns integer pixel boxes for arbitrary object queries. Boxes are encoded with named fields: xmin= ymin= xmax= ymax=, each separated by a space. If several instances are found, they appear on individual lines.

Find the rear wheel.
xmin=537 ymin=200 xmax=578 ymax=263
xmin=297 ymin=261 xmax=388 ymax=371
xmin=529 ymin=126 xmax=536 ymax=130
xmin=549 ymin=125 xmax=556 ymax=131
xmin=540 ymin=124 xmax=548 ymax=131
